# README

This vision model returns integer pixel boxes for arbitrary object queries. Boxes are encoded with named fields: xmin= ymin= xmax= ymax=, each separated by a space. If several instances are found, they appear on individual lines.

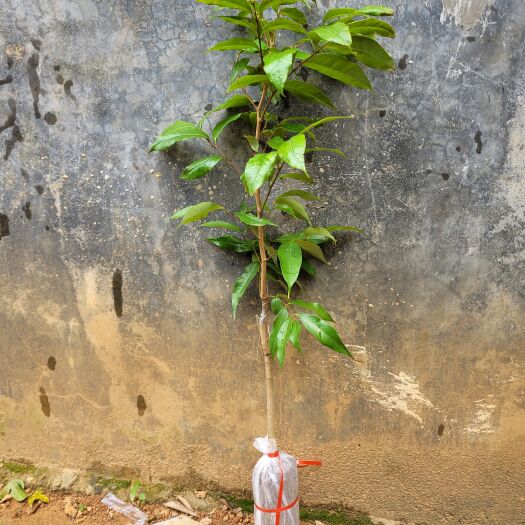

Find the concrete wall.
xmin=1 ymin=0 xmax=524 ymax=523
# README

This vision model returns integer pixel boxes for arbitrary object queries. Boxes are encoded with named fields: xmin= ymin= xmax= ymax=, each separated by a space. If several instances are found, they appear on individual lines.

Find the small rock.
xmin=195 ymin=490 xmax=207 ymax=499
xmin=223 ymin=515 xmax=229 ymax=522
xmin=200 ymin=518 xmax=212 ymax=525
xmin=53 ymin=468 xmax=78 ymax=490
xmin=64 ymin=497 xmax=78 ymax=519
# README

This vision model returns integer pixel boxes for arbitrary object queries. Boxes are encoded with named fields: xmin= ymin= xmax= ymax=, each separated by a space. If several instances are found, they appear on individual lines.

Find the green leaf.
xmin=283 ymin=80 xmax=334 ymax=108
xmin=351 ymin=36 xmax=394 ymax=70
xmin=275 ymin=232 xmax=307 ymax=242
xmin=235 ymin=212 xmax=277 ymax=227
xmin=263 ymin=49 xmax=296 ymax=96
xmin=280 ymin=171 xmax=314 ymax=184
xmin=230 ymin=58 xmax=251 ymax=83
xmin=197 ymin=0 xmax=251 ymax=9
xmin=181 ymin=155 xmax=222 ymax=180
xmin=241 ymin=152 xmax=278 ymax=195
xmin=291 ymin=299 xmax=334 ymax=321
xmin=278 ymin=134 xmax=306 ymax=172
xmin=228 ymin=74 xmax=268 ymax=93
xmin=245 ymin=135 xmax=259 ymax=152
xmin=281 ymin=8 xmax=307 ymax=26
xmin=200 ymin=220 xmax=242 ymax=232
xmin=304 ymin=226 xmax=335 ymax=241
xmin=279 ymin=190 xmax=319 ymax=201
xmin=130 ymin=481 xmax=141 ymax=503
xmin=271 ymin=297 xmax=284 ymax=314
xmin=278 ymin=241 xmax=302 ymax=294
xmin=209 ymin=38 xmax=259 ymax=52
xmin=150 ymin=121 xmax=209 ymax=152
xmin=306 ymin=147 xmax=346 ymax=157
xmin=296 ymin=239 xmax=326 ymax=262
xmin=263 ymin=18 xmax=307 ymax=35
xmin=276 ymin=319 xmax=292 ymax=366
xmin=212 ymin=112 xmax=243 ymax=142
xmin=206 ymin=95 xmax=251 ymax=117
xmin=303 ymin=54 xmax=372 ymax=90
xmin=325 ymin=225 xmax=363 ymax=233
xmin=289 ymin=319 xmax=302 ymax=352
xmin=207 ymin=235 xmax=257 ymax=252
xmin=298 ymin=314 xmax=351 ymax=356
xmin=232 ymin=261 xmax=259 ymax=319
xmin=267 ymin=136 xmax=284 ymax=149
xmin=218 ymin=15 xmax=256 ymax=31
xmin=27 ymin=489 xmax=49 ymax=507
xmin=4 ymin=480 xmax=27 ymax=502
xmin=323 ymin=7 xmax=360 ymax=22
xmin=275 ymin=196 xmax=311 ymax=224
xmin=269 ymin=308 xmax=289 ymax=359
xmin=347 ymin=18 xmax=395 ymax=38
xmin=309 ymin=22 xmax=352 ymax=46
xmin=301 ymin=257 xmax=316 ymax=276
xmin=260 ymin=0 xmax=298 ymax=10
xmin=357 ymin=6 xmax=395 ymax=16
xmin=301 ymin=115 xmax=354 ymax=134
xmin=171 ymin=202 xmax=224 ymax=225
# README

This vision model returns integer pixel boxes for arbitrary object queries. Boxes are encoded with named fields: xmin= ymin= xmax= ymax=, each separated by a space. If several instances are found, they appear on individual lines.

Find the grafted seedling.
xmin=150 ymin=0 xmax=395 ymax=438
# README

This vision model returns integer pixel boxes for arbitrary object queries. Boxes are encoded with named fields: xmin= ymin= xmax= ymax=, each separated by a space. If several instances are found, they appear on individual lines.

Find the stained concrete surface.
xmin=0 ymin=1 xmax=524 ymax=523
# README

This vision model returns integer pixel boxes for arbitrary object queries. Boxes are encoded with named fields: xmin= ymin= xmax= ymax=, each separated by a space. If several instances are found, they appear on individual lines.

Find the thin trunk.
xmin=254 ymin=85 xmax=275 ymax=439
xmin=255 ymin=189 xmax=275 ymax=439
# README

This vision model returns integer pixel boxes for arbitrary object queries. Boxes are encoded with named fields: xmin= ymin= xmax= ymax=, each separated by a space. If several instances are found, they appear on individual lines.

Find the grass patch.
xmin=223 ymin=495 xmax=374 ymax=525
xmin=2 ymin=461 xmax=35 ymax=474
xmin=300 ymin=506 xmax=376 ymax=525
xmin=95 ymin=477 xmax=132 ymax=491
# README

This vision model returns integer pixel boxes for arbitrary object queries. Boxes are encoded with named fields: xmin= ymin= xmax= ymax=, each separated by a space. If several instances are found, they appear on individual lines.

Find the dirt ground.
xmin=0 ymin=491 xmax=255 ymax=525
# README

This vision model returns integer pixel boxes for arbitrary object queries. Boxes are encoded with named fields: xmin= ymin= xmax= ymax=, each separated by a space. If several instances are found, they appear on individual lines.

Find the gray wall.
xmin=1 ymin=1 xmax=524 ymax=524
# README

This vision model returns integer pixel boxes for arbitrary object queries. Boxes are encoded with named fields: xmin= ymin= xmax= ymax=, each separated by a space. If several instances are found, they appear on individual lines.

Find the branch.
xmin=262 ymin=162 xmax=284 ymax=211
xmin=208 ymin=140 xmax=243 ymax=178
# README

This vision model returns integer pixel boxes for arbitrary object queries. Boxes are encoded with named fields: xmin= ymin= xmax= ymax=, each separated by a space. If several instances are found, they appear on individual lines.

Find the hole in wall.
xmin=437 ymin=423 xmax=445 ymax=436
xmin=39 ymin=387 xmax=51 ymax=417
xmin=112 ymin=269 xmax=123 ymax=318
xmin=47 ymin=356 xmax=56 ymax=371
xmin=22 ymin=201 xmax=31 ymax=220
xmin=137 ymin=395 xmax=146 ymax=416
xmin=398 ymin=54 xmax=408 ymax=70
xmin=474 ymin=130 xmax=483 ymax=154
xmin=0 ymin=214 xmax=10 ymax=239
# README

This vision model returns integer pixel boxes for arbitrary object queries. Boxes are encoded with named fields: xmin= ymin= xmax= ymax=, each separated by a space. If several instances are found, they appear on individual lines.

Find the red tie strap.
xmin=297 ymin=459 xmax=322 ymax=468
xmin=256 ymin=453 xmax=321 ymax=525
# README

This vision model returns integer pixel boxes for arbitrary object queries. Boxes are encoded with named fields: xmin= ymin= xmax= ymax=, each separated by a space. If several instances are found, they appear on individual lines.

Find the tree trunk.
xmin=255 ymin=189 xmax=275 ymax=439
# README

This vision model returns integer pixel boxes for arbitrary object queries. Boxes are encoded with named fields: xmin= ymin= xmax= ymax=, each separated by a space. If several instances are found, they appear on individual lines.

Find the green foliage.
xmin=0 ymin=479 xmax=28 ymax=502
xmin=232 ymin=261 xmax=260 ymax=319
xmin=181 ymin=155 xmax=223 ymax=180
xmin=150 ymin=0 xmax=396 ymax=364
xmin=130 ymin=480 xmax=146 ymax=503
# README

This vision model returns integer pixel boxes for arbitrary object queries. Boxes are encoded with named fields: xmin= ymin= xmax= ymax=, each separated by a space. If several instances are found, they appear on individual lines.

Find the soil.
xmin=0 ymin=492 xmax=254 ymax=525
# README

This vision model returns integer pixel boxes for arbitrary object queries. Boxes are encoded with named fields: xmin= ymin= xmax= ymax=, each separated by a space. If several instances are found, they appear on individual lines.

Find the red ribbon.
xmin=255 ymin=452 xmax=321 ymax=525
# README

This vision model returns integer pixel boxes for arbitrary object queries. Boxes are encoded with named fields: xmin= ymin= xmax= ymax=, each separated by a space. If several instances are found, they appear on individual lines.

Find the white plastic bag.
xmin=101 ymin=492 xmax=148 ymax=525
xmin=252 ymin=437 xmax=299 ymax=525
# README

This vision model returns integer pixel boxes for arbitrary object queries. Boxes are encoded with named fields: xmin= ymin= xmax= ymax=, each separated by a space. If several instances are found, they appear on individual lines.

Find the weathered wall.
xmin=1 ymin=0 xmax=524 ymax=523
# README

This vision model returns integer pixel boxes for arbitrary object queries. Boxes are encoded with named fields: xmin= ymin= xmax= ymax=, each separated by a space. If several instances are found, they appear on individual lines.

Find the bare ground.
xmin=0 ymin=491 xmax=256 ymax=525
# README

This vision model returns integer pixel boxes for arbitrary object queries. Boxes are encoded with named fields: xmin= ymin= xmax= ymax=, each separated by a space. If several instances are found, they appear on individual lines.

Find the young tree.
xmin=150 ymin=0 xmax=395 ymax=439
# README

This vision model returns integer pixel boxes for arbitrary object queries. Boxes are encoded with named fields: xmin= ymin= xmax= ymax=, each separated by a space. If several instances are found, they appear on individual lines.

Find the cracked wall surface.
xmin=1 ymin=1 xmax=524 ymax=524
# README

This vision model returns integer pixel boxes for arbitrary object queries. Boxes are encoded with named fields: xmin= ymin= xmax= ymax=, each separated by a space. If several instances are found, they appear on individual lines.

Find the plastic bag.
xmin=101 ymin=492 xmax=148 ymax=525
xmin=252 ymin=437 xmax=299 ymax=525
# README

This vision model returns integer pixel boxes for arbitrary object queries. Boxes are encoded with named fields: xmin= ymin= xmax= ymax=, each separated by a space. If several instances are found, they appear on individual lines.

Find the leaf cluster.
xmin=150 ymin=0 xmax=395 ymax=365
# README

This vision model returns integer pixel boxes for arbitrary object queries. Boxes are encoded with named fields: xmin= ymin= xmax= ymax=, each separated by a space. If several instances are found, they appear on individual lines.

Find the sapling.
xmin=150 ymin=0 xmax=395 ymax=439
